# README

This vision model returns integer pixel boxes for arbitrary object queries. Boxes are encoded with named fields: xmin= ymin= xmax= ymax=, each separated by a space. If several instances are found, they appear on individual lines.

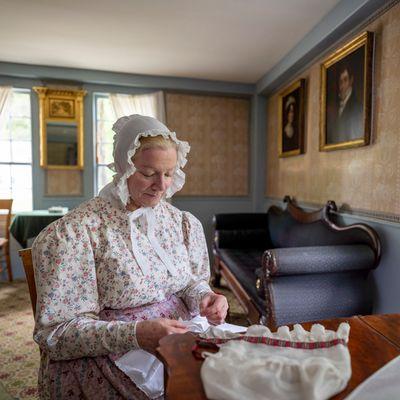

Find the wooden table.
xmin=157 ymin=314 xmax=400 ymax=400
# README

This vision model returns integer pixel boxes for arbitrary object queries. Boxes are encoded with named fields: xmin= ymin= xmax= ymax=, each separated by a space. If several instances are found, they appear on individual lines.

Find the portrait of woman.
xmin=279 ymin=79 xmax=305 ymax=157
xmin=283 ymin=96 xmax=296 ymax=140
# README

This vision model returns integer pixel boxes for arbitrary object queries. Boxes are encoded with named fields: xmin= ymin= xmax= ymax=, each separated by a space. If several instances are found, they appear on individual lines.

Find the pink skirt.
xmin=42 ymin=295 xmax=191 ymax=400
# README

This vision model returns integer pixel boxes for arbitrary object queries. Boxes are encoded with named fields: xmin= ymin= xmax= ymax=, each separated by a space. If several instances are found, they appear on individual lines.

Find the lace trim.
xmin=200 ymin=322 xmax=350 ymax=343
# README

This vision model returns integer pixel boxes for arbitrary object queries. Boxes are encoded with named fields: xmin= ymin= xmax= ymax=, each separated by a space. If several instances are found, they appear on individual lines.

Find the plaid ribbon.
xmin=192 ymin=335 xmax=347 ymax=360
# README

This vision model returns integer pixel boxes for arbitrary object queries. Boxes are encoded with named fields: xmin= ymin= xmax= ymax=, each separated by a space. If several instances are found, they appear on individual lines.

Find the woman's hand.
xmin=136 ymin=318 xmax=188 ymax=354
xmin=200 ymin=292 xmax=229 ymax=325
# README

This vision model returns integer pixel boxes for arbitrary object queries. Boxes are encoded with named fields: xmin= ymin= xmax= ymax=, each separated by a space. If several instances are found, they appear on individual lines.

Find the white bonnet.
xmin=105 ymin=114 xmax=190 ymax=206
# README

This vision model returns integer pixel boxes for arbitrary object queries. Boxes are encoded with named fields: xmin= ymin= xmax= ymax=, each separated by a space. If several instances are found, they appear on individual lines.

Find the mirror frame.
xmin=33 ymin=86 xmax=86 ymax=169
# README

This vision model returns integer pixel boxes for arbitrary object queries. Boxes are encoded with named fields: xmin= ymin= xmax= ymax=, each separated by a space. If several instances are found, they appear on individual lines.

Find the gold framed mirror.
xmin=34 ymin=87 xmax=86 ymax=169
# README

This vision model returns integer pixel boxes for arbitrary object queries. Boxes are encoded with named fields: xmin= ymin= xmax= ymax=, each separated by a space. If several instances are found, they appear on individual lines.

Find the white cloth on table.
xmin=344 ymin=354 xmax=400 ymax=400
xmin=200 ymin=323 xmax=351 ymax=400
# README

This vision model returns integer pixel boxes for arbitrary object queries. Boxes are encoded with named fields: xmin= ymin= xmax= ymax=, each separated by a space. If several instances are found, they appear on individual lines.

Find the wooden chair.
xmin=19 ymin=248 xmax=37 ymax=316
xmin=0 ymin=199 xmax=13 ymax=282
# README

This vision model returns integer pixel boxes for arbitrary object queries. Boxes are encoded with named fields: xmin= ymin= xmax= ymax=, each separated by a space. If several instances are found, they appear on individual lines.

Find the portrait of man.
xmin=324 ymin=43 xmax=368 ymax=147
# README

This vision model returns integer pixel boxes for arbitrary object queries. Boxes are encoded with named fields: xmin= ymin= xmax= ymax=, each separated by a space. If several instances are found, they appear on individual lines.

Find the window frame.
xmin=0 ymin=88 xmax=33 ymax=211
xmin=93 ymin=93 xmax=115 ymax=195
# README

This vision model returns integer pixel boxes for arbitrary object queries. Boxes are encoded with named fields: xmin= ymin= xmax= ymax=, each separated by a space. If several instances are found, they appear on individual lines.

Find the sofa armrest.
xmin=262 ymin=244 xmax=375 ymax=276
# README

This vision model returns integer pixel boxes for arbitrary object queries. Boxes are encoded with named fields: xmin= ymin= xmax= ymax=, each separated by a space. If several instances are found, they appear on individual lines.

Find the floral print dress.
xmin=32 ymin=197 xmax=212 ymax=399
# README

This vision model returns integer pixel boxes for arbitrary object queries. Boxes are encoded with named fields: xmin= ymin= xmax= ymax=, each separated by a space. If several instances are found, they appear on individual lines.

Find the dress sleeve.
xmin=32 ymin=216 xmax=139 ymax=361
xmin=177 ymin=211 xmax=213 ymax=314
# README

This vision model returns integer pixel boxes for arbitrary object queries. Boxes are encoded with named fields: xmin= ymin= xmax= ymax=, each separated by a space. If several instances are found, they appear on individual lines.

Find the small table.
xmin=10 ymin=210 xmax=67 ymax=248
xmin=157 ymin=314 xmax=400 ymax=400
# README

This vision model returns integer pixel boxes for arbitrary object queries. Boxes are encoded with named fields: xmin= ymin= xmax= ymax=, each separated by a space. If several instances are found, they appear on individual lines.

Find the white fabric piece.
xmin=99 ymin=114 xmax=190 ymax=206
xmin=0 ymin=86 xmax=12 ymax=134
xmin=110 ymin=91 xmax=166 ymax=123
xmin=114 ymin=316 xmax=247 ymax=399
xmin=114 ymin=349 xmax=164 ymax=399
xmin=201 ymin=323 xmax=351 ymax=400
xmin=344 ymin=354 xmax=400 ymax=400
xmin=180 ymin=315 xmax=247 ymax=334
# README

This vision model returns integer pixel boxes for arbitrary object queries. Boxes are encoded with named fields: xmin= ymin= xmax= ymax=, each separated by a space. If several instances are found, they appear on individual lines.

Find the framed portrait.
xmin=278 ymin=79 xmax=305 ymax=157
xmin=320 ymin=31 xmax=374 ymax=151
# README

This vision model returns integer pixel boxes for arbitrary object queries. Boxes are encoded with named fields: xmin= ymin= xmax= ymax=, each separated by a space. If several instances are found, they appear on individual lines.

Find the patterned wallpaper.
xmin=45 ymin=93 xmax=250 ymax=198
xmin=46 ymin=170 xmax=83 ymax=196
xmin=266 ymin=2 xmax=400 ymax=216
xmin=166 ymin=93 xmax=250 ymax=196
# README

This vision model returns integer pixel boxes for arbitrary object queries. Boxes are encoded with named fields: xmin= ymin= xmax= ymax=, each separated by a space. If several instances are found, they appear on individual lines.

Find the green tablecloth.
xmin=10 ymin=210 xmax=66 ymax=248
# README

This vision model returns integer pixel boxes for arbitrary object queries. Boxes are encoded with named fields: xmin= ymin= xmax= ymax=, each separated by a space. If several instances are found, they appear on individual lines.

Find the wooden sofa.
xmin=212 ymin=196 xmax=381 ymax=329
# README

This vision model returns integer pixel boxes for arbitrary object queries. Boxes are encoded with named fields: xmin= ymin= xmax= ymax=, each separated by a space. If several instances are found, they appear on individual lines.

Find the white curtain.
xmin=110 ymin=91 xmax=166 ymax=123
xmin=0 ymin=86 xmax=12 ymax=136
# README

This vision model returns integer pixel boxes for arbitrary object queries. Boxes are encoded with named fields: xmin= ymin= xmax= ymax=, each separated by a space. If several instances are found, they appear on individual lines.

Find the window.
xmin=95 ymin=94 xmax=115 ymax=193
xmin=0 ymin=89 xmax=32 ymax=211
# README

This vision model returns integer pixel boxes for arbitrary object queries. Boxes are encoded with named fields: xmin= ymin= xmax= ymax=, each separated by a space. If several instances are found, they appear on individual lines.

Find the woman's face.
xmin=127 ymin=146 xmax=177 ymax=209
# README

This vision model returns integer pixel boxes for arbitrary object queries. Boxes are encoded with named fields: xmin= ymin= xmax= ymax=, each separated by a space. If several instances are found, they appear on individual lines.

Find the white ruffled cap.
xmin=100 ymin=114 xmax=190 ymax=206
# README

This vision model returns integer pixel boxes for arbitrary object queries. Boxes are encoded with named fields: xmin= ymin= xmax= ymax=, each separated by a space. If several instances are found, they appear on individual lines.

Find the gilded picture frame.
xmin=33 ymin=87 xmax=86 ymax=170
xmin=278 ymin=79 xmax=306 ymax=157
xmin=320 ymin=31 xmax=374 ymax=151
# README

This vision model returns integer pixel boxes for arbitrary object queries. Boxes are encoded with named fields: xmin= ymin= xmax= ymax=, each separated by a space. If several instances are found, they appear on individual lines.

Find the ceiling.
xmin=0 ymin=0 xmax=341 ymax=83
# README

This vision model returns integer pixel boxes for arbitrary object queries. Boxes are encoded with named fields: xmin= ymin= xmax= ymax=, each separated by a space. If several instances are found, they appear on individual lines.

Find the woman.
xmin=32 ymin=114 xmax=228 ymax=399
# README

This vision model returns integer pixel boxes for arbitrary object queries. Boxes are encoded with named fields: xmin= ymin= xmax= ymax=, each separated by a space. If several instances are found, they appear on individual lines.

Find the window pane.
xmin=97 ymin=166 xmax=113 ymax=193
xmin=97 ymin=143 xmax=113 ymax=165
xmin=11 ymin=165 xmax=32 ymax=189
xmin=10 ymin=92 xmax=31 ymax=118
xmin=96 ymin=95 xmax=116 ymax=193
xmin=0 ymin=119 xmax=11 ymax=140
xmin=11 ymin=188 xmax=32 ymax=212
xmin=0 ymin=140 xmax=11 ymax=162
xmin=1 ymin=89 xmax=33 ymax=211
xmin=0 ymin=188 xmax=12 ymax=199
xmin=11 ymin=141 xmax=32 ymax=163
xmin=9 ymin=117 xmax=31 ymax=141
xmin=97 ymin=97 xmax=115 ymax=121
xmin=0 ymin=164 xmax=11 ymax=191
xmin=96 ymin=120 xmax=114 ymax=143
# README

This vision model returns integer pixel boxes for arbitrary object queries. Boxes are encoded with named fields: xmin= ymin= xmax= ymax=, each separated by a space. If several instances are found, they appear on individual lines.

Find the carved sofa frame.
xmin=212 ymin=196 xmax=381 ymax=329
